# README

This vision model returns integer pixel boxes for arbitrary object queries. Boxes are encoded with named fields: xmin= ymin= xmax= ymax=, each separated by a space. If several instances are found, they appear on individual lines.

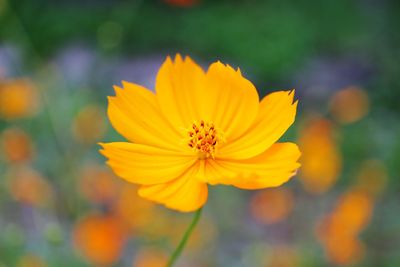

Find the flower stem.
xmin=167 ymin=208 xmax=203 ymax=267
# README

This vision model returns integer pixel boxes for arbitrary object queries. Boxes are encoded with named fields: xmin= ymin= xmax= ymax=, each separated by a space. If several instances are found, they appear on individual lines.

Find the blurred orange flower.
xmin=73 ymin=213 xmax=126 ymax=266
xmin=298 ymin=117 xmax=341 ymax=194
xmin=323 ymin=234 xmax=364 ymax=266
xmin=316 ymin=191 xmax=373 ymax=265
xmin=72 ymin=104 xmax=107 ymax=144
xmin=78 ymin=164 xmax=120 ymax=204
xmin=1 ymin=127 xmax=34 ymax=164
xmin=100 ymin=55 xmax=300 ymax=212
xmin=329 ymin=86 xmax=369 ymax=124
xmin=250 ymin=188 xmax=294 ymax=224
xmin=0 ymin=79 xmax=40 ymax=120
xmin=7 ymin=167 xmax=52 ymax=207
xmin=331 ymin=191 xmax=374 ymax=235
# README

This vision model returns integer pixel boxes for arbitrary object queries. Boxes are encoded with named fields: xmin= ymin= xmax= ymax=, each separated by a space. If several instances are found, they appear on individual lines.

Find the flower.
xmin=100 ymin=55 xmax=300 ymax=212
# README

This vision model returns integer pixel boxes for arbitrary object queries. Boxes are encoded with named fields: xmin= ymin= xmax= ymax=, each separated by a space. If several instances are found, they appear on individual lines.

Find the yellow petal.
xmin=108 ymin=81 xmax=183 ymax=151
xmin=138 ymin=164 xmax=208 ymax=212
xmin=155 ymin=54 xmax=206 ymax=128
xmin=219 ymin=90 xmax=297 ymax=159
xmin=202 ymin=62 xmax=260 ymax=142
xmin=99 ymin=142 xmax=196 ymax=185
xmin=155 ymin=56 xmax=259 ymax=143
xmin=204 ymin=143 xmax=301 ymax=189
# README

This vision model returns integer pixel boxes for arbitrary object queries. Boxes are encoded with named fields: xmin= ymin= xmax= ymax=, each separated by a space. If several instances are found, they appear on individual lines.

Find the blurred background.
xmin=0 ymin=0 xmax=399 ymax=266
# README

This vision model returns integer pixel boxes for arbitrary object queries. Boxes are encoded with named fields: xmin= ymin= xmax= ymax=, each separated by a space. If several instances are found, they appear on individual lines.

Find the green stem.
xmin=167 ymin=208 xmax=203 ymax=267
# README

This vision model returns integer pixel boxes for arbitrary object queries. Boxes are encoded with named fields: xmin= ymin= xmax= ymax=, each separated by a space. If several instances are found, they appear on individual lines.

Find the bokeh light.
xmin=1 ymin=127 xmax=34 ymax=163
xmin=0 ymin=79 xmax=40 ymax=120
xmin=329 ymin=86 xmax=369 ymax=124
xmin=72 ymin=104 xmax=107 ymax=144
xmin=298 ymin=117 xmax=342 ymax=194
xmin=250 ymin=188 xmax=294 ymax=225
xmin=78 ymin=164 xmax=120 ymax=204
xmin=132 ymin=248 xmax=168 ymax=267
xmin=73 ymin=213 xmax=126 ymax=266
xmin=16 ymin=254 xmax=47 ymax=267
xmin=7 ymin=167 xmax=52 ymax=207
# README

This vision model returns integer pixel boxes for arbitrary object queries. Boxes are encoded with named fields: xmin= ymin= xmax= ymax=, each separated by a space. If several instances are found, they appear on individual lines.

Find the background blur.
xmin=0 ymin=0 xmax=399 ymax=266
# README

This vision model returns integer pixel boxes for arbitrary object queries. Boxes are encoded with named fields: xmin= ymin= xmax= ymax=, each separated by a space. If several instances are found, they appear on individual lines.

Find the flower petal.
xmin=203 ymin=62 xmax=259 ymax=142
xmin=99 ymin=142 xmax=196 ymax=185
xmin=203 ymin=142 xmax=301 ymax=189
xmin=155 ymin=56 xmax=259 ymax=143
xmin=155 ymin=54 xmax=206 ymax=128
xmin=138 ymin=164 xmax=208 ymax=212
xmin=219 ymin=90 xmax=297 ymax=159
xmin=108 ymin=81 xmax=182 ymax=151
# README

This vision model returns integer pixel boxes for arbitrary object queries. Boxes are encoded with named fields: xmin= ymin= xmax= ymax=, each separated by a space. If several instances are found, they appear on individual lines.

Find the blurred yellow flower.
xmin=250 ymin=188 xmax=294 ymax=224
xmin=298 ymin=118 xmax=341 ymax=194
xmin=100 ymin=55 xmax=300 ymax=212
xmin=72 ymin=104 xmax=107 ymax=144
xmin=0 ymin=79 xmax=40 ymax=120
xmin=329 ymin=86 xmax=369 ymax=124
xmin=73 ymin=213 xmax=126 ymax=266
xmin=1 ymin=127 xmax=34 ymax=164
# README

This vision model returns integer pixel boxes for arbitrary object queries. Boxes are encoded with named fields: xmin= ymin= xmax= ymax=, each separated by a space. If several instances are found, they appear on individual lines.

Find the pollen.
xmin=187 ymin=120 xmax=223 ymax=159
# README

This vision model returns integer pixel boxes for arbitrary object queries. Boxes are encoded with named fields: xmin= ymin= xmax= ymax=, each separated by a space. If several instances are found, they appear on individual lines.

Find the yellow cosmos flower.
xmin=100 ymin=55 xmax=301 ymax=212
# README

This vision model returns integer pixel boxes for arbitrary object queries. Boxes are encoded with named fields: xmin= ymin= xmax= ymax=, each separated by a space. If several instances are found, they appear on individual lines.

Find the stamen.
xmin=187 ymin=120 xmax=223 ymax=159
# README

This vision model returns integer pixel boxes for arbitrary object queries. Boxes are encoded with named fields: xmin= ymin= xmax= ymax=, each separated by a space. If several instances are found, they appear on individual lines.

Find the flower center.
xmin=187 ymin=120 xmax=223 ymax=159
